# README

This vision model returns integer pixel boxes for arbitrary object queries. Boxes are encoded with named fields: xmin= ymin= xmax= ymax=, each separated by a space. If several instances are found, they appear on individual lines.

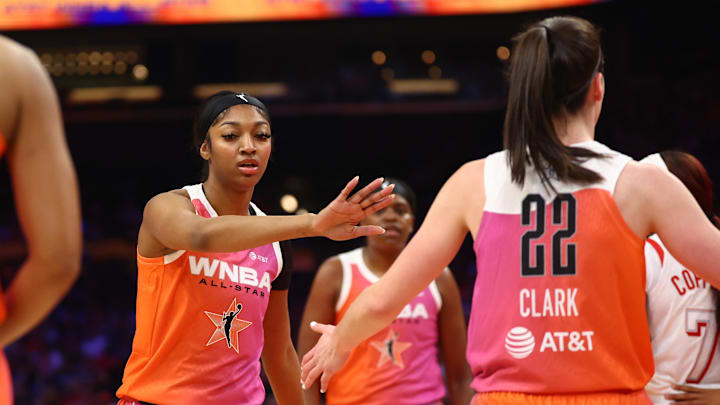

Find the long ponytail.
xmin=503 ymin=16 xmax=605 ymax=191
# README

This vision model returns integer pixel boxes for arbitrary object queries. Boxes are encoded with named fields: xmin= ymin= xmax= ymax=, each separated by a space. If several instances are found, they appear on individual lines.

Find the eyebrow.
xmin=219 ymin=121 xmax=269 ymax=127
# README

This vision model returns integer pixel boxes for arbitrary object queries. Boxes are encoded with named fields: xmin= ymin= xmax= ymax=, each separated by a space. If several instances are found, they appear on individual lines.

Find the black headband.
xmin=375 ymin=178 xmax=417 ymax=214
xmin=196 ymin=92 xmax=270 ymax=141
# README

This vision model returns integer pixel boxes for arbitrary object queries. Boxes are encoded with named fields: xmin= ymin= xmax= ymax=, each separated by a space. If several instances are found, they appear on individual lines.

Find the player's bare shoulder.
xmin=450 ymin=159 xmax=485 ymax=189
xmin=0 ymin=35 xmax=41 ymax=77
xmin=143 ymin=188 xmax=195 ymax=217
xmin=138 ymin=189 xmax=195 ymax=257
xmin=0 ymin=36 xmax=35 ymax=136
xmin=315 ymin=255 xmax=344 ymax=285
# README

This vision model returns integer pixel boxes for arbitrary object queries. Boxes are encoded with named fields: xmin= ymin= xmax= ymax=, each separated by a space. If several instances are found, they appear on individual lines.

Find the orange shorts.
xmin=473 ymin=391 xmax=651 ymax=405
xmin=0 ymin=352 xmax=12 ymax=405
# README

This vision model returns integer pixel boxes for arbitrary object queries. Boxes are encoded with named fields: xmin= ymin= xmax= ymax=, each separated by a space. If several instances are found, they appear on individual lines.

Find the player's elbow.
xmin=188 ymin=225 xmax=213 ymax=251
xmin=365 ymin=296 xmax=397 ymax=322
xmin=31 ymin=234 xmax=82 ymax=284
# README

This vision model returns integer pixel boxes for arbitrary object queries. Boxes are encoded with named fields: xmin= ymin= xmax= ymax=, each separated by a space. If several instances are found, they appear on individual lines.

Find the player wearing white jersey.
xmin=642 ymin=151 xmax=720 ymax=404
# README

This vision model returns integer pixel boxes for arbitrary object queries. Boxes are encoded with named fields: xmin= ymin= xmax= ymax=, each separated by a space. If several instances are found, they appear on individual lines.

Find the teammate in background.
xmin=0 ymin=36 xmax=83 ymax=404
xmin=116 ymin=91 xmax=394 ymax=405
xmin=298 ymin=179 xmax=473 ymax=405
xmin=641 ymin=151 xmax=720 ymax=404
xmin=301 ymin=16 xmax=720 ymax=405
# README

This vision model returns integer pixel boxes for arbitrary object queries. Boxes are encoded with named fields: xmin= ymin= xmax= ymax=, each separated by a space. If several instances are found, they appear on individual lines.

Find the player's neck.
xmin=362 ymin=245 xmax=402 ymax=277
xmin=202 ymin=178 xmax=254 ymax=216
xmin=552 ymin=110 xmax=596 ymax=146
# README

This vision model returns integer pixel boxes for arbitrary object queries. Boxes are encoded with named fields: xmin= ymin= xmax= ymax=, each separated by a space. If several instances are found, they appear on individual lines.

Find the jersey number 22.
xmin=521 ymin=194 xmax=577 ymax=277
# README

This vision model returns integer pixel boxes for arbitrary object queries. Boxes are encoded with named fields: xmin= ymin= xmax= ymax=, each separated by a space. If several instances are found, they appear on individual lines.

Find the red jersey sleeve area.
xmin=646 ymin=238 xmax=665 ymax=266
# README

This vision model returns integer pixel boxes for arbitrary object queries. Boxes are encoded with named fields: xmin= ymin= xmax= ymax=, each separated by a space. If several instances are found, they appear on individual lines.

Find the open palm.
xmin=313 ymin=177 xmax=394 ymax=241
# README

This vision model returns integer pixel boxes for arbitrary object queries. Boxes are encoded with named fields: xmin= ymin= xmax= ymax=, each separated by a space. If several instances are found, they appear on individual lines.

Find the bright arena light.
xmin=133 ymin=64 xmax=149 ymax=81
xmin=497 ymin=46 xmax=511 ymax=61
xmin=280 ymin=194 xmax=299 ymax=213
xmin=371 ymin=50 xmax=387 ymax=66
xmin=421 ymin=50 xmax=436 ymax=64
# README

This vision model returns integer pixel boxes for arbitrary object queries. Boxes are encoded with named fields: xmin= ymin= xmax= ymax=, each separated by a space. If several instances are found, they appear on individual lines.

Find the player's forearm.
xmin=447 ymin=372 xmax=474 ymax=405
xmin=0 ymin=255 xmax=80 ymax=347
xmin=191 ymin=213 xmax=318 ymax=252
xmin=302 ymin=385 xmax=321 ymax=405
xmin=298 ymin=331 xmax=321 ymax=405
xmin=264 ymin=342 xmax=305 ymax=405
xmin=332 ymin=283 xmax=402 ymax=354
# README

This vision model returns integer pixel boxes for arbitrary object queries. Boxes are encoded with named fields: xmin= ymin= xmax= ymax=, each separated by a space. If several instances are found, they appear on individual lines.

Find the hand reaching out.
xmin=312 ymin=177 xmax=394 ymax=241
xmin=665 ymin=384 xmax=720 ymax=404
xmin=300 ymin=321 xmax=350 ymax=394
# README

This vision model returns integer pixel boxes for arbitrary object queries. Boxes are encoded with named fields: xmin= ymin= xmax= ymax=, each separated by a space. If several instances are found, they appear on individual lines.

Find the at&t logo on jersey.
xmin=249 ymin=251 xmax=268 ymax=263
xmin=505 ymin=326 xmax=595 ymax=359
xmin=505 ymin=327 xmax=535 ymax=359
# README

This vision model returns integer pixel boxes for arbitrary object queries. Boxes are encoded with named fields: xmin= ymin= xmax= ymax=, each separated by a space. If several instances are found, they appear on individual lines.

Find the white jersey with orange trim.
xmin=645 ymin=234 xmax=720 ymax=403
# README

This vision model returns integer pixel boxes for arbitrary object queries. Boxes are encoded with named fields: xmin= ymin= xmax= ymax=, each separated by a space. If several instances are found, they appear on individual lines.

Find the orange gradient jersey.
xmin=326 ymin=248 xmax=446 ymax=405
xmin=117 ymin=184 xmax=285 ymax=404
xmin=469 ymin=141 xmax=653 ymax=397
xmin=0 ymin=130 xmax=9 ymax=405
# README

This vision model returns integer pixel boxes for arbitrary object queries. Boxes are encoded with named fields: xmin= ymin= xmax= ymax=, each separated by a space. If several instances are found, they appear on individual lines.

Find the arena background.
xmin=1 ymin=1 xmax=719 ymax=403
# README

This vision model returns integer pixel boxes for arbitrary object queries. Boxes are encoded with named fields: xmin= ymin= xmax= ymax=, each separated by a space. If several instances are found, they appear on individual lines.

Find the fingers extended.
xmin=665 ymin=393 xmax=700 ymax=401
xmin=348 ymin=177 xmax=384 ymax=204
xmin=320 ymin=372 xmax=331 ymax=394
xmin=338 ymin=176 xmax=360 ymax=200
xmin=361 ymin=184 xmax=395 ymax=208
xmin=353 ymin=225 xmax=385 ymax=237
xmin=303 ymin=365 xmax=323 ymax=391
xmin=310 ymin=321 xmax=333 ymax=334
xmin=301 ymin=347 xmax=315 ymax=368
xmin=672 ymin=384 xmax=704 ymax=393
xmin=363 ymin=195 xmax=395 ymax=215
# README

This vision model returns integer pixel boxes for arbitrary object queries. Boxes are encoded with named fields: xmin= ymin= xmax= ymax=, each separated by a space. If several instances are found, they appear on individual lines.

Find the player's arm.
xmin=435 ymin=269 xmax=474 ymax=405
xmin=138 ymin=177 xmax=394 ymax=256
xmin=665 ymin=384 xmax=720 ymax=403
xmin=261 ymin=289 xmax=304 ymax=405
xmin=297 ymin=257 xmax=343 ymax=405
xmin=0 ymin=44 xmax=82 ymax=347
xmin=302 ymin=161 xmax=483 ymax=391
xmin=620 ymin=162 xmax=720 ymax=288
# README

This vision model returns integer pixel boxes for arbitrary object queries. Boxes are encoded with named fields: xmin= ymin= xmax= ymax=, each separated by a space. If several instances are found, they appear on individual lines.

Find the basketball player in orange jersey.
xmin=640 ymin=151 xmax=720 ymax=404
xmin=116 ymin=90 xmax=394 ymax=405
xmin=301 ymin=16 xmax=720 ymax=405
xmin=298 ymin=178 xmax=473 ymax=405
xmin=0 ymin=36 xmax=82 ymax=404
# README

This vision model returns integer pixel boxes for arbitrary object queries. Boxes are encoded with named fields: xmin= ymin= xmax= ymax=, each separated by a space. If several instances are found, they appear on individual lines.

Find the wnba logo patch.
xmin=505 ymin=327 xmax=535 ymax=359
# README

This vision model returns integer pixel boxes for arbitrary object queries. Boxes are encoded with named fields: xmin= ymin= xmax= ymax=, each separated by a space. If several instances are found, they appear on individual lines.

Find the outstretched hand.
xmin=665 ymin=384 xmax=720 ymax=404
xmin=312 ymin=177 xmax=394 ymax=241
xmin=301 ymin=321 xmax=349 ymax=394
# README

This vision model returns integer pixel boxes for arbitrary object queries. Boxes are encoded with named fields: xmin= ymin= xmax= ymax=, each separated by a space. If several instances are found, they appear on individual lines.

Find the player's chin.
xmin=376 ymin=236 xmax=407 ymax=249
xmin=234 ymin=170 xmax=266 ymax=186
